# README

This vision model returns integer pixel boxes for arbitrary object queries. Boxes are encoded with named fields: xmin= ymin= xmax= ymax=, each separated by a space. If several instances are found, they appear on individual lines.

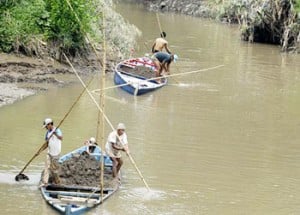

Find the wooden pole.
xmin=99 ymin=3 xmax=107 ymax=203
xmin=93 ymin=64 xmax=224 ymax=92
xmin=63 ymin=0 xmax=150 ymax=191
xmin=64 ymin=0 xmax=103 ymax=67
xmin=126 ymin=151 xmax=150 ymax=190
xmin=156 ymin=13 xmax=163 ymax=35
xmin=15 ymin=77 xmax=92 ymax=181
xmin=63 ymin=53 xmax=151 ymax=191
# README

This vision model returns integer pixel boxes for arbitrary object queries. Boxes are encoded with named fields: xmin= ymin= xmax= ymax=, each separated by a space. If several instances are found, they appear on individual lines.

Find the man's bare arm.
xmin=165 ymin=44 xmax=171 ymax=54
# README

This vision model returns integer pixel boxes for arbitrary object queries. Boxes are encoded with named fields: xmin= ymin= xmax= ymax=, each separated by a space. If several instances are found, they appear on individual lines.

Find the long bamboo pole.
xmin=156 ymin=13 xmax=163 ymax=35
xmin=15 ymin=77 xmax=92 ymax=181
xmin=63 ymin=53 xmax=151 ymax=191
xmin=93 ymin=64 xmax=224 ymax=92
xmin=64 ymin=0 xmax=150 ymax=192
xmin=64 ymin=0 xmax=103 ymax=67
xmin=155 ymin=13 xmax=184 ymax=85
xmin=99 ymin=3 xmax=107 ymax=202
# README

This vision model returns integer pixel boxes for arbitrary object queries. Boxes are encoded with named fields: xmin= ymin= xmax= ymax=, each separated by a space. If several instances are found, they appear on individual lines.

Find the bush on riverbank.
xmin=0 ymin=0 xmax=95 ymax=55
xmin=210 ymin=0 xmax=300 ymax=52
xmin=295 ymin=0 xmax=300 ymax=12
xmin=237 ymin=0 xmax=299 ymax=52
xmin=0 ymin=0 xmax=140 ymax=59
xmin=139 ymin=0 xmax=300 ymax=53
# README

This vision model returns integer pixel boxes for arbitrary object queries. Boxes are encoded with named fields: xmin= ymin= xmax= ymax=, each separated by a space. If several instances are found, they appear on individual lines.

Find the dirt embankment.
xmin=0 ymin=52 xmax=115 ymax=108
xmin=0 ymin=0 xmax=141 ymax=108
xmin=137 ymin=0 xmax=214 ymax=18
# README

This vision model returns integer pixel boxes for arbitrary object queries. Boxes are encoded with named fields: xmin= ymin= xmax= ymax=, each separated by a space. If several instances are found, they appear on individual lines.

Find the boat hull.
xmin=40 ymin=146 xmax=117 ymax=215
xmin=114 ymin=57 xmax=167 ymax=96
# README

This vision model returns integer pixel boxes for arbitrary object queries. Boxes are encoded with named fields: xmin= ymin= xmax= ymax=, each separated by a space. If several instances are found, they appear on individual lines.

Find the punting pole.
xmin=93 ymin=64 xmax=225 ymax=92
xmin=15 ymin=77 xmax=92 ymax=181
xmin=64 ymin=0 xmax=150 ymax=193
xmin=98 ymin=2 xmax=107 ymax=202
xmin=63 ymin=53 xmax=151 ymax=191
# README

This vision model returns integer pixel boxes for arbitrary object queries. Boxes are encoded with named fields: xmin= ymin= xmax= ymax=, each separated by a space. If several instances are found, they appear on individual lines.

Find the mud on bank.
xmin=0 ymin=52 xmax=115 ymax=108
xmin=0 ymin=0 xmax=141 ymax=108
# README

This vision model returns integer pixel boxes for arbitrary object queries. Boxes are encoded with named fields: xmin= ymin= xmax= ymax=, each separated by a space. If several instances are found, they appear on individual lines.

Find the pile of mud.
xmin=121 ymin=65 xmax=156 ymax=79
xmin=57 ymin=153 xmax=114 ymax=188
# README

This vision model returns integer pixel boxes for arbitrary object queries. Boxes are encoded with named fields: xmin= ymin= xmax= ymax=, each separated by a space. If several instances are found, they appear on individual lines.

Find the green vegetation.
xmin=0 ymin=0 xmax=46 ymax=52
xmin=295 ymin=0 xmax=300 ymax=12
xmin=0 ymin=0 xmax=140 ymax=58
xmin=45 ymin=0 xmax=99 ymax=52
xmin=0 ymin=0 xmax=101 ymax=54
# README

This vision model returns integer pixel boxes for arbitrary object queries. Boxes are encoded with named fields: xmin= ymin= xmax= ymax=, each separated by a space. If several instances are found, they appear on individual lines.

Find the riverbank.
xmin=136 ymin=0 xmax=300 ymax=53
xmin=0 ymin=1 xmax=140 ymax=108
xmin=0 ymin=53 xmax=102 ymax=108
xmin=0 ymin=53 xmax=54 ymax=107
xmin=133 ymin=0 xmax=216 ymax=18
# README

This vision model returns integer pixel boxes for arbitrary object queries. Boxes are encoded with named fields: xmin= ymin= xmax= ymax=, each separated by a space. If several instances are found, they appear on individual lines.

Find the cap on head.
xmin=89 ymin=137 xmax=96 ymax=145
xmin=117 ymin=123 xmax=126 ymax=130
xmin=160 ymin=31 xmax=166 ymax=38
xmin=173 ymin=54 xmax=179 ymax=63
xmin=43 ymin=118 xmax=53 ymax=128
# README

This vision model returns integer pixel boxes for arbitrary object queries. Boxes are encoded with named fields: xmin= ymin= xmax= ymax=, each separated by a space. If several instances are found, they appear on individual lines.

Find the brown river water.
xmin=1 ymin=2 xmax=300 ymax=215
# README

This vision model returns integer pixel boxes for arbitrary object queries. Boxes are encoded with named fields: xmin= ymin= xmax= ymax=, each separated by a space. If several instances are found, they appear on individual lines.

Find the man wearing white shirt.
xmin=40 ymin=118 xmax=63 ymax=187
xmin=105 ymin=123 xmax=129 ymax=179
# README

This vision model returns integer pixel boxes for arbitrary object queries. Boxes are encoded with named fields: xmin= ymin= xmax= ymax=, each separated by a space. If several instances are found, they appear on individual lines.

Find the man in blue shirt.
xmin=152 ymin=52 xmax=178 ymax=80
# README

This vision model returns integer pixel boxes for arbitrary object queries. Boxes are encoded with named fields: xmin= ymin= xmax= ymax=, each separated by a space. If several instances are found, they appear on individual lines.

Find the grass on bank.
xmin=0 ymin=0 xmax=140 ymax=58
xmin=0 ymin=0 xmax=97 ymax=54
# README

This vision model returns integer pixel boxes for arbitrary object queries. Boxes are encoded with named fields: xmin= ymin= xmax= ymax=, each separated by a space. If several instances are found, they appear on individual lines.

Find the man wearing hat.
xmin=40 ymin=118 xmax=63 ymax=187
xmin=84 ymin=137 xmax=98 ymax=154
xmin=152 ymin=52 xmax=178 ymax=79
xmin=105 ymin=123 xmax=130 ymax=179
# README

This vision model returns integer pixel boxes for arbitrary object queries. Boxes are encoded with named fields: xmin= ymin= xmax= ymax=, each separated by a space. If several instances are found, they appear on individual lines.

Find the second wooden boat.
xmin=114 ymin=57 xmax=167 ymax=96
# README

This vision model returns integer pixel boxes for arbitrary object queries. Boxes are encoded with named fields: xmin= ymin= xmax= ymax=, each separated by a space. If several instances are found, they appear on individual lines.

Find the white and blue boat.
xmin=40 ymin=146 xmax=118 ymax=215
xmin=114 ymin=57 xmax=167 ymax=96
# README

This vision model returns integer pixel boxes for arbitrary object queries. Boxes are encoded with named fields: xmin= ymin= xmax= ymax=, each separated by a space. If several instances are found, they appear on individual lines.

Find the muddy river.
xmin=0 ymin=2 xmax=300 ymax=214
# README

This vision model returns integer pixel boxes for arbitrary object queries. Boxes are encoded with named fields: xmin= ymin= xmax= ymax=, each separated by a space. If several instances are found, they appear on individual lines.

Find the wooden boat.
xmin=114 ymin=57 xmax=167 ymax=96
xmin=40 ymin=146 xmax=118 ymax=215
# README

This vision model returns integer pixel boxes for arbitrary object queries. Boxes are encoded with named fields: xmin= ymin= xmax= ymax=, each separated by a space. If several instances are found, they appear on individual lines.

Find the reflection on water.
xmin=0 ymin=1 xmax=300 ymax=214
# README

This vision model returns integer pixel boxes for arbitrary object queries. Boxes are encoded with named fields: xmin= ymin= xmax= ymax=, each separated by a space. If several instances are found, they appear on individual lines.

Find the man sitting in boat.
xmin=83 ymin=137 xmax=98 ymax=154
xmin=105 ymin=123 xmax=130 ymax=179
xmin=151 ymin=31 xmax=172 ymax=54
xmin=152 ymin=52 xmax=178 ymax=80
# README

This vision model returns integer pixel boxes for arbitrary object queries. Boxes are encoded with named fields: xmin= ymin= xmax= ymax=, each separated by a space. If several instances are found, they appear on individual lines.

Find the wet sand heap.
xmin=57 ymin=153 xmax=114 ymax=188
xmin=121 ymin=65 xmax=155 ymax=79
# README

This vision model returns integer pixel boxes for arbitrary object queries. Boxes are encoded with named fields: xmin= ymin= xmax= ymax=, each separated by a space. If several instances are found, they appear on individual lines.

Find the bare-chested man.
xmin=151 ymin=32 xmax=172 ymax=54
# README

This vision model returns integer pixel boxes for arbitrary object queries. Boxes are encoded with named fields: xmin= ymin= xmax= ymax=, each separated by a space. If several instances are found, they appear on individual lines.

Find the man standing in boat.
xmin=151 ymin=31 xmax=172 ymax=54
xmin=105 ymin=123 xmax=129 ymax=179
xmin=39 ymin=118 xmax=63 ymax=187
